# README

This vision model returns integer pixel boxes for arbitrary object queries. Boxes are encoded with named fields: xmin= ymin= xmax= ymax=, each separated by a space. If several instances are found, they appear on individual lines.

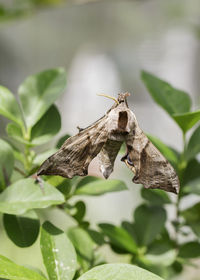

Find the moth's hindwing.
xmin=122 ymin=126 xmax=180 ymax=194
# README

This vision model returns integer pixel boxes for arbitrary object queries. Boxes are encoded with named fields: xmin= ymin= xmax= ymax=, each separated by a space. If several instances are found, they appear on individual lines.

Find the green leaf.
xmin=46 ymin=175 xmax=72 ymax=198
xmin=181 ymin=203 xmax=200 ymax=237
xmin=18 ymin=68 xmax=66 ymax=130
xmin=134 ymin=204 xmax=166 ymax=246
xmin=56 ymin=134 xmax=70 ymax=149
xmin=71 ymin=201 xmax=86 ymax=222
xmin=87 ymin=229 xmax=105 ymax=246
xmin=178 ymin=242 xmax=200 ymax=258
xmin=76 ymin=176 xmax=100 ymax=188
xmin=147 ymin=134 xmax=178 ymax=169
xmin=3 ymin=210 xmax=40 ymax=247
xmin=31 ymin=105 xmax=61 ymax=145
xmin=6 ymin=122 xmax=30 ymax=145
xmin=186 ymin=125 xmax=200 ymax=160
xmin=145 ymin=250 xmax=177 ymax=266
xmin=141 ymin=188 xmax=171 ymax=206
xmin=0 ymin=139 xmax=14 ymax=188
xmin=147 ymin=235 xmax=175 ymax=256
xmin=40 ymin=221 xmax=76 ymax=280
xmin=0 ymin=86 xmax=23 ymax=127
xmin=145 ymin=233 xmax=176 ymax=266
xmin=183 ymin=178 xmax=200 ymax=195
xmin=99 ymin=223 xmax=137 ymax=254
xmin=182 ymin=159 xmax=200 ymax=186
xmin=173 ymin=110 xmax=200 ymax=133
xmin=67 ymin=227 xmax=95 ymax=262
xmin=77 ymin=263 xmax=164 ymax=280
xmin=0 ymin=178 xmax=65 ymax=215
xmin=0 ymin=254 xmax=47 ymax=280
xmin=75 ymin=178 xmax=127 ymax=196
xmin=141 ymin=71 xmax=191 ymax=115
xmin=121 ymin=221 xmax=139 ymax=245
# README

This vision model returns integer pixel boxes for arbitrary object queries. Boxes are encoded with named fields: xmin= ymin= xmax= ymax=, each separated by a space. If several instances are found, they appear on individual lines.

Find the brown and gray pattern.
xmin=37 ymin=93 xmax=180 ymax=194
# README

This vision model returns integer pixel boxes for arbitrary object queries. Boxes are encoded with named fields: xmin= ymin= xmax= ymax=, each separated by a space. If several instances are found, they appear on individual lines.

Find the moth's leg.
xmin=31 ymin=173 xmax=45 ymax=194
xmin=121 ymin=154 xmax=136 ymax=174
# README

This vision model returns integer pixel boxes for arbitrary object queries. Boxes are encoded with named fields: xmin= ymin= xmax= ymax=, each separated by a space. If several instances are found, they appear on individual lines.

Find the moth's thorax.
xmin=106 ymin=102 xmax=136 ymax=141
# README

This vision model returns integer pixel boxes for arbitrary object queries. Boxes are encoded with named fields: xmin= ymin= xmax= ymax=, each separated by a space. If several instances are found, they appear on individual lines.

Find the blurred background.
xmin=0 ymin=0 xmax=200 ymax=279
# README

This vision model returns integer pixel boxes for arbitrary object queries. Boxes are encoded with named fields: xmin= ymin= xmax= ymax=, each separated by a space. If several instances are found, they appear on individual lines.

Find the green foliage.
xmin=75 ymin=178 xmax=127 ymax=196
xmin=0 ymin=68 xmax=199 ymax=279
xmin=0 ymin=139 xmax=14 ymax=189
xmin=40 ymin=221 xmax=77 ymax=280
xmin=77 ymin=264 xmax=164 ymax=280
xmin=0 ymin=178 xmax=65 ymax=214
xmin=0 ymin=255 xmax=47 ymax=280
xmin=3 ymin=211 xmax=40 ymax=247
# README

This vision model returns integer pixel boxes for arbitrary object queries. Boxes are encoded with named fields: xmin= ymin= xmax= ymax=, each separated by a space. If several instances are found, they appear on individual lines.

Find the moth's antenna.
xmin=97 ymin=93 xmax=119 ymax=105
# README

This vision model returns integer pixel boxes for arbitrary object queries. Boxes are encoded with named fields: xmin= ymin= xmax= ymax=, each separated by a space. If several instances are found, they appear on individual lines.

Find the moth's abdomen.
xmin=98 ymin=140 xmax=123 ymax=179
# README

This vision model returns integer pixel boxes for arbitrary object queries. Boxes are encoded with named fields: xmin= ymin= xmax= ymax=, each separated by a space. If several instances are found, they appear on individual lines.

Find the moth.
xmin=37 ymin=92 xmax=180 ymax=194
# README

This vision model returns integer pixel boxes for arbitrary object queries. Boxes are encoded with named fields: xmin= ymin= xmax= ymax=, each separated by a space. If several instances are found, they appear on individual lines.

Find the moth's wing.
xmin=37 ymin=116 xmax=108 ymax=178
xmin=98 ymin=140 xmax=123 ymax=179
xmin=122 ymin=126 xmax=180 ymax=194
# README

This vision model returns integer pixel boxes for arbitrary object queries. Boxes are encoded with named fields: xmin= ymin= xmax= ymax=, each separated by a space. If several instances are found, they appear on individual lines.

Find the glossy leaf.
xmin=134 ymin=204 xmax=166 ymax=246
xmin=178 ymin=242 xmax=200 ymax=258
xmin=141 ymin=71 xmax=191 ymax=115
xmin=186 ymin=124 xmax=200 ymax=160
xmin=68 ymin=227 xmax=95 ymax=262
xmin=99 ymin=223 xmax=137 ymax=254
xmin=40 ymin=221 xmax=76 ymax=280
xmin=18 ymin=68 xmax=66 ymax=130
xmin=77 ymin=263 xmax=164 ymax=280
xmin=0 ymin=139 xmax=14 ymax=188
xmin=147 ymin=134 xmax=178 ymax=169
xmin=3 ymin=211 xmax=40 ymax=247
xmin=75 ymin=179 xmax=127 ymax=196
xmin=181 ymin=203 xmax=200 ymax=237
xmin=0 ymin=86 xmax=23 ymax=127
xmin=0 ymin=254 xmax=47 ymax=280
xmin=173 ymin=110 xmax=200 ymax=133
xmin=0 ymin=178 xmax=65 ymax=215
xmin=141 ymin=188 xmax=171 ymax=206
xmin=31 ymin=105 xmax=61 ymax=145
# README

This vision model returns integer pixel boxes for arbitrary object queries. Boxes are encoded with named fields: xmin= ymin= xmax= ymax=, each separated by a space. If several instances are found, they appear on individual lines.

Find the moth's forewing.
xmin=37 ymin=115 xmax=108 ymax=178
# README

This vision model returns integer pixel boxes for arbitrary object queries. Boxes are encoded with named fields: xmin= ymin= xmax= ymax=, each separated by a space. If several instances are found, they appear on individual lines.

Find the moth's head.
xmin=117 ymin=92 xmax=130 ymax=105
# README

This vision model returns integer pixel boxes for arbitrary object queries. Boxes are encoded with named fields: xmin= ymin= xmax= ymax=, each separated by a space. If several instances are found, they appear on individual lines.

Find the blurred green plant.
xmin=0 ymin=68 xmax=199 ymax=279
xmin=0 ymin=0 xmax=63 ymax=22
xmin=0 ymin=0 xmax=101 ymax=22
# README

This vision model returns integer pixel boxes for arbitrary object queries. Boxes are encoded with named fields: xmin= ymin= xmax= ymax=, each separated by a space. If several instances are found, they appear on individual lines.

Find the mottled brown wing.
xmin=122 ymin=126 xmax=180 ymax=194
xmin=37 ymin=116 xmax=108 ymax=178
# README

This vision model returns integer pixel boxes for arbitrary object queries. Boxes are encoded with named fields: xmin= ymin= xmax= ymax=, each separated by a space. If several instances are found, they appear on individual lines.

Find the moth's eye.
xmin=127 ymin=155 xmax=134 ymax=166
